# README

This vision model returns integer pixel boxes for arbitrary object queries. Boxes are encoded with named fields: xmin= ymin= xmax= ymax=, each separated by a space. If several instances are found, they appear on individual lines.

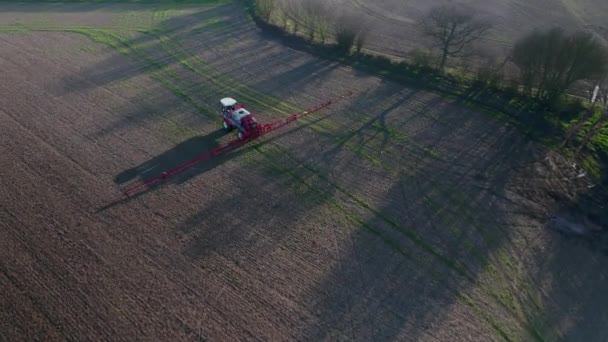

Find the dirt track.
xmin=1 ymin=2 xmax=607 ymax=341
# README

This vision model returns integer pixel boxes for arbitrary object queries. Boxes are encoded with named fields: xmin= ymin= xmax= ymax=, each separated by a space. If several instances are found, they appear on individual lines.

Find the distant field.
xmin=1 ymin=1 xmax=607 ymax=341
xmin=344 ymin=0 xmax=608 ymax=61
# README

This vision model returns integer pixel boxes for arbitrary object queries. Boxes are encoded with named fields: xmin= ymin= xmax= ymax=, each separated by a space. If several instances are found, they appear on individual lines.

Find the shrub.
xmin=255 ymin=0 xmax=276 ymax=21
xmin=410 ymin=48 xmax=433 ymax=73
xmin=512 ymin=28 xmax=608 ymax=105
xmin=473 ymin=61 xmax=504 ymax=91
xmin=334 ymin=15 xmax=358 ymax=53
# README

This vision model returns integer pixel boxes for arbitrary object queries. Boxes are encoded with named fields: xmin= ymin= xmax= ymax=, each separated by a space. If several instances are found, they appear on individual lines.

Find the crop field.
xmin=345 ymin=0 xmax=608 ymax=60
xmin=1 ymin=1 xmax=607 ymax=341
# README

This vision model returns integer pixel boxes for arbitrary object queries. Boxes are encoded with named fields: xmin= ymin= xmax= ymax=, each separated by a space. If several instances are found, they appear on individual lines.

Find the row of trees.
xmin=254 ymin=0 xmax=608 ymax=152
xmin=513 ymin=28 xmax=608 ymax=152
xmin=255 ymin=0 xmax=369 ymax=53
xmin=420 ymin=6 xmax=607 ymax=100
xmin=417 ymin=5 xmax=608 ymax=151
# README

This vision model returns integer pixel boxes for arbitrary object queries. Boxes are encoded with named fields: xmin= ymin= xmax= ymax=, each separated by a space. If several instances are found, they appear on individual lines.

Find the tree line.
xmin=255 ymin=0 xmax=370 ymax=52
xmin=253 ymin=0 xmax=608 ymax=153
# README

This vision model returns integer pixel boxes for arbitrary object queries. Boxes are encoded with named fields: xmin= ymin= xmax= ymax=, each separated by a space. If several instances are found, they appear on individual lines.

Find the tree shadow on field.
xmin=509 ymin=157 xmax=608 ymax=339
xmin=296 ymin=120 xmax=530 ymax=340
xmin=177 ymin=170 xmax=330 ymax=262
xmin=251 ymin=59 xmax=340 ymax=97
xmin=329 ymin=86 xmax=419 ymax=154
xmin=531 ymin=230 xmax=608 ymax=340
xmin=525 ymin=223 xmax=608 ymax=340
xmin=59 ymin=4 xmax=236 ymax=94
xmin=285 ymin=76 xmax=607 ymax=339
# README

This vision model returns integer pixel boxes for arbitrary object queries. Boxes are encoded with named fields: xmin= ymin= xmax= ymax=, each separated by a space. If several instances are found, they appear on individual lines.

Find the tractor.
xmin=120 ymin=92 xmax=353 ymax=197
xmin=220 ymin=97 xmax=260 ymax=139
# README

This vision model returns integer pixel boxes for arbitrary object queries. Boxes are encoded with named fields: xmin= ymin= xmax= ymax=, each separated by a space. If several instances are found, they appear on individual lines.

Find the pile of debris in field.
xmin=511 ymin=150 xmax=607 ymax=253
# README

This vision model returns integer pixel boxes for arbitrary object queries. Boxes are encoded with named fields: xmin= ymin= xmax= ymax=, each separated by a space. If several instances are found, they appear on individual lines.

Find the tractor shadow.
xmin=101 ymin=113 xmax=333 ymax=212
xmin=98 ymin=129 xmax=236 ymax=211
xmin=115 ymin=129 xmax=230 ymax=187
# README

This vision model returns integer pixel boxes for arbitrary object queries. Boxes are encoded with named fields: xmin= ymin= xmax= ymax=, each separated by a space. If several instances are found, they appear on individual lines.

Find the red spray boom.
xmin=121 ymin=92 xmax=354 ymax=197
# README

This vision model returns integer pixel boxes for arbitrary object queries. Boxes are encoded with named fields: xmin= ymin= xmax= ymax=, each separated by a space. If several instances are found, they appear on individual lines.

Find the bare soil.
xmin=1 ymin=2 xmax=607 ymax=341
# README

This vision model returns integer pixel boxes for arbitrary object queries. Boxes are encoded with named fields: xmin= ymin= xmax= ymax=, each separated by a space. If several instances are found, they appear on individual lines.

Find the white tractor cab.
xmin=220 ymin=97 xmax=259 ymax=139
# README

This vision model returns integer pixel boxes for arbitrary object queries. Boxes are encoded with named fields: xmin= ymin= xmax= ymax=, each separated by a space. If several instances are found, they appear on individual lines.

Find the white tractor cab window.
xmin=231 ymin=108 xmax=252 ymax=122
xmin=220 ymin=97 xmax=237 ymax=114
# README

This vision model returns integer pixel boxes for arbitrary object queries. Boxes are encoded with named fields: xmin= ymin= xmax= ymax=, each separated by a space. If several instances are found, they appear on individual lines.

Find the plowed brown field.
xmin=1 ymin=2 xmax=607 ymax=341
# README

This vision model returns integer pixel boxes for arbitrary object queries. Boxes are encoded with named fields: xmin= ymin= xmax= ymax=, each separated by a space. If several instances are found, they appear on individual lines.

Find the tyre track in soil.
xmin=264 ymin=129 xmax=536 ymax=320
xmin=0 ymin=32 xmax=342 ymax=340
xmin=156 ymin=22 xmax=548 ymax=338
xmin=73 ymin=29 xmax=222 ymax=127
xmin=74 ymin=44 xmax=364 ymax=340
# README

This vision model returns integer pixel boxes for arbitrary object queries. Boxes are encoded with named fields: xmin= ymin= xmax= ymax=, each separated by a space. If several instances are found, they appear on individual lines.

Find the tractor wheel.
xmin=222 ymin=120 xmax=232 ymax=131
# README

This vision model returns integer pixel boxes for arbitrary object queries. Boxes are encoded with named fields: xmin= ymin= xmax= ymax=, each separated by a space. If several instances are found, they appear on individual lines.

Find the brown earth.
xmin=0 ymin=2 xmax=607 ymax=341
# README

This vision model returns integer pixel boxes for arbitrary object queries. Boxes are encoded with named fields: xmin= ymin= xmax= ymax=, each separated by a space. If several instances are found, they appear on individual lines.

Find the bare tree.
xmin=316 ymin=7 xmax=331 ymax=43
xmin=277 ymin=3 xmax=289 ymax=29
xmin=512 ymin=28 xmax=608 ymax=104
xmin=354 ymin=21 xmax=370 ymax=54
xmin=474 ymin=54 xmax=509 ymax=88
xmin=300 ymin=0 xmax=328 ymax=42
xmin=334 ymin=13 xmax=359 ymax=53
xmin=278 ymin=0 xmax=365 ymax=48
xmin=255 ymin=0 xmax=276 ymax=22
xmin=279 ymin=0 xmax=302 ymax=33
xmin=420 ymin=5 xmax=492 ymax=72
xmin=511 ymin=29 xmax=545 ymax=97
